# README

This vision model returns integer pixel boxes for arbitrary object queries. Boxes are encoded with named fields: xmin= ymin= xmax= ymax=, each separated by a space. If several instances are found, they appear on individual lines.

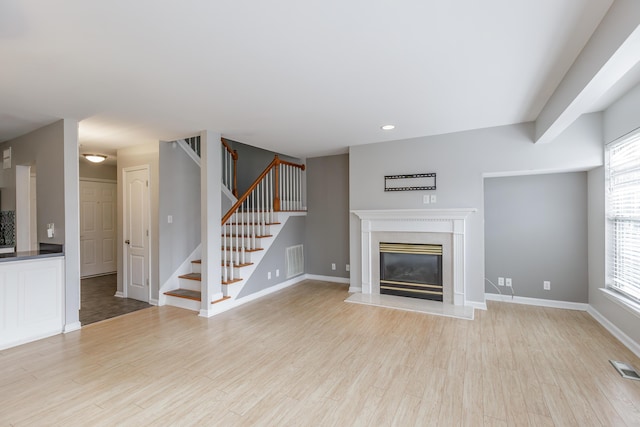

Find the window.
xmin=607 ymin=130 xmax=640 ymax=303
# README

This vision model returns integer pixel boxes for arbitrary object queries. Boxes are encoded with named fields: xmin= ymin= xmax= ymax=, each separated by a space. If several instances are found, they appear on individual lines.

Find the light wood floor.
xmin=1 ymin=280 xmax=639 ymax=426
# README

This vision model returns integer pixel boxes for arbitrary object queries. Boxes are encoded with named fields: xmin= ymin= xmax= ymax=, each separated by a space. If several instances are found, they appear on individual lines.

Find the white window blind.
xmin=607 ymin=130 xmax=640 ymax=302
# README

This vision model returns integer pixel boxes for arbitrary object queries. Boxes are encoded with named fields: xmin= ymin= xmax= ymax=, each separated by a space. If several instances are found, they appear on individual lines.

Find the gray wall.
xmin=116 ymin=143 xmax=160 ymax=301
xmin=305 ymin=154 xmax=349 ymax=278
xmin=588 ymin=81 xmax=640 ymax=346
xmin=159 ymin=141 xmax=201 ymax=288
xmin=79 ymin=160 xmax=117 ymax=181
xmin=0 ymin=120 xmax=66 ymax=245
xmin=226 ymin=139 xmax=302 ymax=196
xmin=237 ymin=215 xmax=305 ymax=298
xmin=350 ymin=115 xmax=603 ymax=304
xmin=484 ymin=172 xmax=588 ymax=302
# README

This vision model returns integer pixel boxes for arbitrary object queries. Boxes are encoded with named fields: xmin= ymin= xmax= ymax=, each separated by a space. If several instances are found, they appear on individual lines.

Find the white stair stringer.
xmin=159 ymin=244 xmax=201 ymax=307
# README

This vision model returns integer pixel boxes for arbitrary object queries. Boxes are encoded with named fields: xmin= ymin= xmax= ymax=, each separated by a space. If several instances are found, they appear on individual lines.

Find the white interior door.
xmin=124 ymin=167 xmax=149 ymax=302
xmin=80 ymin=180 xmax=117 ymax=277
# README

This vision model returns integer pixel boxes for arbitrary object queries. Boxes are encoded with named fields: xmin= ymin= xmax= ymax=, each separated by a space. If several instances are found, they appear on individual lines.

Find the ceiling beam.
xmin=535 ymin=0 xmax=640 ymax=144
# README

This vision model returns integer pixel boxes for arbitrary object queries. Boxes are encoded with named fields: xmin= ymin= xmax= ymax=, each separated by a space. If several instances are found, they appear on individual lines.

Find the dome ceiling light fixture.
xmin=83 ymin=154 xmax=107 ymax=163
xmin=381 ymin=124 xmax=395 ymax=130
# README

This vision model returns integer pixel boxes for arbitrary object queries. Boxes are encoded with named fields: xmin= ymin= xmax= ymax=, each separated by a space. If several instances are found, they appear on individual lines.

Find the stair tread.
xmin=222 ymin=247 xmax=263 ymax=252
xmin=223 ymin=234 xmax=273 ymax=238
xmin=227 ymin=222 xmax=280 ymax=226
xmin=164 ymin=289 xmax=201 ymax=301
xmin=192 ymin=259 xmax=201 ymax=264
xmin=165 ymin=289 xmax=234 ymax=304
xmin=222 ymin=278 xmax=243 ymax=285
xmin=179 ymin=273 xmax=201 ymax=281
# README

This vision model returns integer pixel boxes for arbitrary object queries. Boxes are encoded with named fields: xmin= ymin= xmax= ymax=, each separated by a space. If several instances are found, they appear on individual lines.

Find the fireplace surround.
xmin=351 ymin=209 xmax=476 ymax=307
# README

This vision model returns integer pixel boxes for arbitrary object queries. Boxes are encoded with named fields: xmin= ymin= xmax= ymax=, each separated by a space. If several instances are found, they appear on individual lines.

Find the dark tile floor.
xmin=80 ymin=274 xmax=152 ymax=325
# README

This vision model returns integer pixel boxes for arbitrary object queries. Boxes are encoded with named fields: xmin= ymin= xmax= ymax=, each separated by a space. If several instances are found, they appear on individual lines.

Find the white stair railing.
xmin=221 ymin=155 xmax=305 ymax=283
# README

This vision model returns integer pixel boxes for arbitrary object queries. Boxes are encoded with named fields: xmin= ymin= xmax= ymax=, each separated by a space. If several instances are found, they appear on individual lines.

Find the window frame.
xmin=605 ymin=128 xmax=640 ymax=312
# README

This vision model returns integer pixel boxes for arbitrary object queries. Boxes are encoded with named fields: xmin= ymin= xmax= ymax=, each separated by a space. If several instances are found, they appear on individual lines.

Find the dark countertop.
xmin=0 ymin=244 xmax=64 ymax=263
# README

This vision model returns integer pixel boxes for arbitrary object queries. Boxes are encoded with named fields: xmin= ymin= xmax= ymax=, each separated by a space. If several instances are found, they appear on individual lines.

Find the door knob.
xmin=125 ymin=240 xmax=130 ymax=244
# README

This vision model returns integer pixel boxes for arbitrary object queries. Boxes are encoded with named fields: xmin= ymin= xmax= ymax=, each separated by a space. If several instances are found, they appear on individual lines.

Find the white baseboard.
xmin=63 ymin=322 xmax=82 ymax=333
xmin=466 ymin=301 xmax=487 ymax=311
xmin=149 ymin=298 xmax=158 ymax=306
xmin=114 ymin=291 xmax=125 ymax=298
xmin=485 ymin=293 xmax=588 ymax=311
xmin=204 ymin=275 xmax=309 ymax=316
xmin=305 ymin=274 xmax=350 ymax=284
xmin=587 ymin=306 xmax=640 ymax=359
xmin=348 ymin=286 xmax=362 ymax=293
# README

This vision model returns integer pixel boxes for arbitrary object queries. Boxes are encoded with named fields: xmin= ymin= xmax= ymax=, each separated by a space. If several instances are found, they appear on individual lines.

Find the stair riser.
xmin=191 ymin=263 xmax=201 ymax=274
xmin=179 ymin=278 xmax=201 ymax=292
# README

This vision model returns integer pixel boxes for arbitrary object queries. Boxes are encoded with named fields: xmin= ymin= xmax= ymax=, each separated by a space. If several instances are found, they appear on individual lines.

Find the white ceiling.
xmin=1 ymin=0 xmax=633 ymax=159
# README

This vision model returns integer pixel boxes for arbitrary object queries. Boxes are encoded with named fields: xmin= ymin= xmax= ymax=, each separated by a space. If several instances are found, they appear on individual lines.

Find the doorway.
xmin=123 ymin=165 xmax=150 ymax=302
xmin=80 ymin=180 xmax=117 ymax=277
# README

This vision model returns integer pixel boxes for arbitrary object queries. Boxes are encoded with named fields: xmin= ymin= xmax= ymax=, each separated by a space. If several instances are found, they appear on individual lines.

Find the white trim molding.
xmin=587 ymin=305 xmax=640 ymax=359
xmin=352 ymin=208 xmax=476 ymax=307
xmin=485 ymin=293 xmax=588 ymax=311
xmin=599 ymin=288 xmax=640 ymax=319
xmin=306 ymin=274 xmax=350 ymax=284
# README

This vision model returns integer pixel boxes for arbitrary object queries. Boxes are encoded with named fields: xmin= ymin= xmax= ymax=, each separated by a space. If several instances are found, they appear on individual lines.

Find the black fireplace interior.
xmin=379 ymin=243 xmax=443 ymax=301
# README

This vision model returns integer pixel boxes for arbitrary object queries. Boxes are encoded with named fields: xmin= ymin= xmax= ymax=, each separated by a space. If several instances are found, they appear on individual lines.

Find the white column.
xmin=200 ymin=130 xmax=223 ymax=317
xmin=63 ymin=119 xmax=81 ymax=333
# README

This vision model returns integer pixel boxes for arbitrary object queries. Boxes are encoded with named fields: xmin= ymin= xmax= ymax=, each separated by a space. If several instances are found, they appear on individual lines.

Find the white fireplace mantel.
xmin=352 ymin=208 xmax=476 ymax=306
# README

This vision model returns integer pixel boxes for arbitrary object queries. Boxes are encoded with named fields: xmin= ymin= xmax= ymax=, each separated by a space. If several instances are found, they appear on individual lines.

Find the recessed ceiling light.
xmin=381 ymin=124 xmax=395 ymax=130
xmin=83 ymin=154 xmax=107 ymax=163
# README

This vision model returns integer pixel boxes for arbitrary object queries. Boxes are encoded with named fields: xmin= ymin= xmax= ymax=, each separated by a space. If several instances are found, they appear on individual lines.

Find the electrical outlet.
xmin=544 ymin=280 xmax=550 ymax=290
xmin=430 ymin=194 xmax=437 ymax=203
xmin=331 ymin=263 xmax=336 ymax=270
xmin=276 ymin=269 xmax=280 ymax=277
xmin=346 ymin=264 xmax=350 ymax=272
xmin=167 ymin=215 xmax=173 ymax=224
xmin=423 ymin=195 xmax=430 ymax=204
xmin=498 ymin=277 xmax=505 ymax=286
xmin=505 ymin=278 xmax=512 ymax=287
xmin=267 ymin=271 xmax=271 ymax=280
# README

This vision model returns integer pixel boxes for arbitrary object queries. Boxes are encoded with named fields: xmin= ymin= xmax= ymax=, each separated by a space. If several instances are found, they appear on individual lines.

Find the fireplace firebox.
xmin=379 ymin=243 xmax=443 ymax=301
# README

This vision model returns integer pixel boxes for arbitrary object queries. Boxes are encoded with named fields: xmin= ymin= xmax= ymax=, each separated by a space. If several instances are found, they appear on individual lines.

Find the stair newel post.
xmin=268 ymin=169 xmax=274 ymax=224
xmin=261 ymin=179 xmax=266 ymax=236
xmin=273 ymin=156 xmax=280 ymax=212
xmin=232 ymin=150 xmax=238 ymax=198
xmin=297 ymin=166 xmax=301 ymax=210
xmin=223 ymin=218 xmax=228 ymax=283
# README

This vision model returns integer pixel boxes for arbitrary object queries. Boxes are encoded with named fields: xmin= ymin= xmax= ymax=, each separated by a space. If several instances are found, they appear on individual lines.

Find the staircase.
xmin=163 ymin=137 xmax=306 ymax=312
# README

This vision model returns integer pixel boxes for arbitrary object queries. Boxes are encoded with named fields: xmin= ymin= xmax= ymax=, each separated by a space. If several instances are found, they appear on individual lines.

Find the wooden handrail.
xmin=221 ymin=155 xmax=305 ymax=224
xmin=221 ymin=138 xmax=239 ymax=160
xmin=222 ymin=156 xmax=279 ymax=224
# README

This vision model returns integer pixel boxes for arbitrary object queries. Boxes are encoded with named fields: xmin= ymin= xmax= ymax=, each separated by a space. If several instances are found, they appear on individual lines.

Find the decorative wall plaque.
xmin=384 ymin=173 xmax=436 ymax=191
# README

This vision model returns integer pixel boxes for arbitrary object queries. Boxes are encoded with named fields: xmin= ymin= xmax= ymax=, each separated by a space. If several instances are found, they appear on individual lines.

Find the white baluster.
xmin=240 ymin=203 xmax=245 ymax=265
